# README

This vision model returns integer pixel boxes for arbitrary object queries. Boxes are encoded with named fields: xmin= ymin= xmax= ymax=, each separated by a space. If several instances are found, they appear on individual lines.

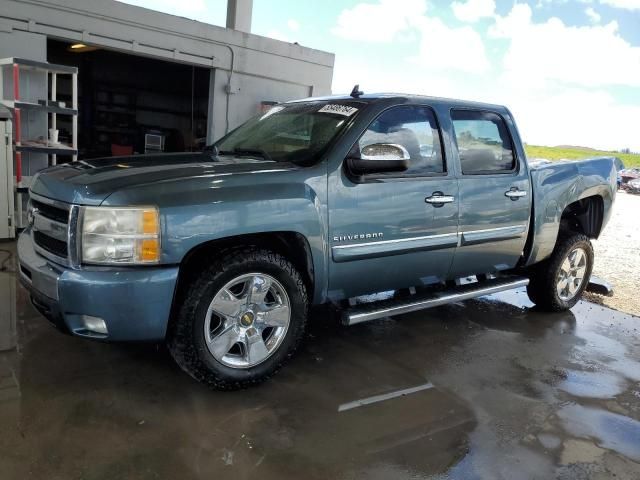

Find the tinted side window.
xmin=357 ymin=106 xmax=445 ymax=176
xmin=451 ymin=110 xmax=516 ymax=174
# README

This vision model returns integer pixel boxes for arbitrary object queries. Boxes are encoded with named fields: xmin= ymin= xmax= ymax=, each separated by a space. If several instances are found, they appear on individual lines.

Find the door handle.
xmin=425 ymin=192 xmax=455 ymax=206
xmin=505 ymin=188 xmax=527 ymax=200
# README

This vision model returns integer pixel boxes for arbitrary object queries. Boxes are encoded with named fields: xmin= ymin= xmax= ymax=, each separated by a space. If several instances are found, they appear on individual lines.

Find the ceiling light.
xmin=67 ymin=43 xmax=100 ymax=53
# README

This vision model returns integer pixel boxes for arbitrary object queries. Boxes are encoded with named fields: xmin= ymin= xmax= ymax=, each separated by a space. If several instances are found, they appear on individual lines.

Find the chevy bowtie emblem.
xmin=27 ymin=207 xmax=38 ymax=228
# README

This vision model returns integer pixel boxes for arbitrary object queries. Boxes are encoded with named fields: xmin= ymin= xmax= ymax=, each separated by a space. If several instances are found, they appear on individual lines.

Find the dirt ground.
xmin=586 ymin=191 xmax=640 ymax=317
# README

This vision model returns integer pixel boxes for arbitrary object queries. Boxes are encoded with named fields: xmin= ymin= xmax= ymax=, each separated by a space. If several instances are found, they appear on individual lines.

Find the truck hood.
xmin=29 ymin=153 xmax=293 ymax=205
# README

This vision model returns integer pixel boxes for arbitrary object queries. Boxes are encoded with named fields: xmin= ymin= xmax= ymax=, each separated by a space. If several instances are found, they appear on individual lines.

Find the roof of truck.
xmin=289 ymin=93 xmax=509 ymax=112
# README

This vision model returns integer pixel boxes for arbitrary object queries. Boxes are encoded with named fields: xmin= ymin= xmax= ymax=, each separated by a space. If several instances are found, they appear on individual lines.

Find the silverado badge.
xmin=333 ymin=232 xmax=384 ymax=242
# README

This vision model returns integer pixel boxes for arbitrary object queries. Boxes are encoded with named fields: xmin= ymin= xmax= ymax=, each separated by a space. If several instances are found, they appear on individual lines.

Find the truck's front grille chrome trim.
xmin=29 ymin=192 xmax=73 ymax=267
xmin=31 ymin=199 xmax=69 ymax=224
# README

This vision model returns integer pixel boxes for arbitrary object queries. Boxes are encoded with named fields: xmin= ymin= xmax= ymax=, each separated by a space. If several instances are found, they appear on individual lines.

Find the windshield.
xmin=214 ymin=101 xmax=363 ymax=165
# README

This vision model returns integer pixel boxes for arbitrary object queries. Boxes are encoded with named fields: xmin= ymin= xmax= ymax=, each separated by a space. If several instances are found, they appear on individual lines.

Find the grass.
xmin=524 ymin=145 xmax=640 ymax=168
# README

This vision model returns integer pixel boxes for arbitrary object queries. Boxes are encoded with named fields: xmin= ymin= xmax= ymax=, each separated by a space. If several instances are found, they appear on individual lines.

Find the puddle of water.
xmin=609 ymin=357 xmax=640 ymax=383
xmin=573 ymin=330 xmax=627 ymax=361
xmin=558 ymin=369 xmax=626 ymax=399
xmin=558 ymin=404 xmax=640 ymax=462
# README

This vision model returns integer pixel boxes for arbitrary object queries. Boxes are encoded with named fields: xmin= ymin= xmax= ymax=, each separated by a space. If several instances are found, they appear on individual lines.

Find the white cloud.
xmin=331 ymin=55 xmax=465 ymax=97
xmin=489 ymin=3 xmax=640 ymax=87
xmin=452 ymin=0 xmax=496 ymax=23
xmin=502 ymin=86 xmax=640 ymax=152
xmin=331 ymin=0 xmax=426 ymax=42
xmin=287 ymin=19 xmax=300 ymax=32
xmin=331 ymin=0 xmax=488 ymax=73
xmin=411 ymin=17 xmax=490 ymax=73
xmin=600 ymin=0 xmax=640 ymax=10
xmin=333 ymin=55 xmax=640 ymax=151
xmin=585 ymin=6 xmax=601 ymax=22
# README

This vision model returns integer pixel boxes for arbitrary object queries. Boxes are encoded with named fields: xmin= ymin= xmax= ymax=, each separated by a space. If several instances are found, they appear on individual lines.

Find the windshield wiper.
xmin=218 ymin=148 xmax=273 ymax=161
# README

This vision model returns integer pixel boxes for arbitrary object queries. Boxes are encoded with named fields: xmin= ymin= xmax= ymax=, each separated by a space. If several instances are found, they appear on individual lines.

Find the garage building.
xmin=0 ymin=0 xmax=334 ymax=235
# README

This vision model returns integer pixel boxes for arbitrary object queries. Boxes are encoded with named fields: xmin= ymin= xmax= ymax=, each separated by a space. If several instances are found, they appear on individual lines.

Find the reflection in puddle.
xmin=558 ymin=369 xmax=626 ymax=399
xmin=573 ymin=330 xmax=627 ymax=361
xmin=558 ymin=404 xmax=640 ymax=462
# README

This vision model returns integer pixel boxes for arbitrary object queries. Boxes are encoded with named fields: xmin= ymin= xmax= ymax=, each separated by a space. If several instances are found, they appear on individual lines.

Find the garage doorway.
xmin=47 ymin=39 xmax=210 ymax=159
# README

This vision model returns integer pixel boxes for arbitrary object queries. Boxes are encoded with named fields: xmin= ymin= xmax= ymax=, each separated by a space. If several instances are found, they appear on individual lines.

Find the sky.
xmin=118 ymin=0 xmax=640 ymax=152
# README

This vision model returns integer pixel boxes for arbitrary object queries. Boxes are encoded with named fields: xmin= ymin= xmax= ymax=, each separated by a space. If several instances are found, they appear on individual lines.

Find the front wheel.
xmin=526 ymin=234 xmax=594 ymax=312
xmin=168 ymin=248 xmax=308 ymax=390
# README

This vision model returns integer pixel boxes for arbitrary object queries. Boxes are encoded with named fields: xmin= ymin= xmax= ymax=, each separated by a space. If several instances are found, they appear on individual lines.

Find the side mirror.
xmin=347 ymin=143 xmax=410 ymax=175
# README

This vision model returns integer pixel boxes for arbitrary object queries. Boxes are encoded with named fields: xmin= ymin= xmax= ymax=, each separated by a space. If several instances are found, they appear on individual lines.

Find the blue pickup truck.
xmin=18 ymin=93 xmax=616 ymax=389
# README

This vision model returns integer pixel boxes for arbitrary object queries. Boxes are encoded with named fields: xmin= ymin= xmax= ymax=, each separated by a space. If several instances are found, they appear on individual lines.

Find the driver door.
xmin=327 ymin=105 xmax=459 ymax=300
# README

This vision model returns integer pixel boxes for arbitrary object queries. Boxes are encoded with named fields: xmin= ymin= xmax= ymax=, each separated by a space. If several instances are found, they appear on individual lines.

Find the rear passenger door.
xmin=448 ymin=109 xmax=531 ymax=278
xmin=327 ymin=105 xmax=459 ymax=299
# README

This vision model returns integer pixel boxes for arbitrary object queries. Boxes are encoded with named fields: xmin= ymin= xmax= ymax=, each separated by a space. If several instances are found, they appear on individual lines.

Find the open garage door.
xmin=47 ymin=39 xmax=210 ymax=159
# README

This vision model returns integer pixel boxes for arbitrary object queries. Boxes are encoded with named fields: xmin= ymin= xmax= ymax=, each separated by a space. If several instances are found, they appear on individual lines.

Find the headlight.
xmin=80 ymin=206 xmax=160 ymax=265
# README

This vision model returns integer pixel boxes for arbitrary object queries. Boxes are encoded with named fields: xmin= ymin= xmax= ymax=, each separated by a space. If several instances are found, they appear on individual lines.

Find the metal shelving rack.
xmin=0 ymin=58 xmax=78 ymax=230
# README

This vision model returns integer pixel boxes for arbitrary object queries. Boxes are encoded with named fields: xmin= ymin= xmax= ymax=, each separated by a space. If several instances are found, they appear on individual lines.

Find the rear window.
xmin=451 ymin=110 xmax=516 ymax=174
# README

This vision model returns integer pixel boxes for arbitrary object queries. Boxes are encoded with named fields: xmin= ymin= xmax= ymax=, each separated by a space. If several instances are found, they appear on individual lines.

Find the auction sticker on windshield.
xmin=318 ymin=104 xmax=359 ymax=116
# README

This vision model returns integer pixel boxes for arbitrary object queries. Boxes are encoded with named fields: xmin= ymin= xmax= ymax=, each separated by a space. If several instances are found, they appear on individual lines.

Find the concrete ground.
xmin=1 ymin=242 xmax=640 ymax=479
xmin=588 ymin=191 xmax=640 ymax=317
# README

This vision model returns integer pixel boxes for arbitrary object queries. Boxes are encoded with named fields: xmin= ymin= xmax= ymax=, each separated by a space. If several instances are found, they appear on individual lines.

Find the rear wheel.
xmin=526 ymin=234 xmax=593 ymax=312
xmin=168 ymin=248 xmax=308 ymax=389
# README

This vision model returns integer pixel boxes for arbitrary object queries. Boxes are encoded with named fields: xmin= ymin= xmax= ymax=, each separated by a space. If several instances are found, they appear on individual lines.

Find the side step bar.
xmin=343 ymin=276 xmax=530 ymax=326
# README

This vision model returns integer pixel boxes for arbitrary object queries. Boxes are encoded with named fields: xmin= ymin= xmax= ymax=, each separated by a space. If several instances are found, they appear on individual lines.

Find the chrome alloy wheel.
xmin=204 ymin=273 xmax=291 ymax=368
xmin=556 ymin=247 xmax=588 ymax=301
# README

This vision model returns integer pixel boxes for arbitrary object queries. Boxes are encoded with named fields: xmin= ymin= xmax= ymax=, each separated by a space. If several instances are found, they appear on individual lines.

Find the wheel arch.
xmin=558 ymin=195 xmax=605 ymax=239
xmin=522 ymin=191 xmax=607 ymax=267
xmin=170 ymin=232 xmax=316 ymax=325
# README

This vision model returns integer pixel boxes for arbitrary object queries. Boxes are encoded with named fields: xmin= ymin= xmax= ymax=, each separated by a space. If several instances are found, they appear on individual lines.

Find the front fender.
xmin=102 ymin=164 xmax=329 ymax=303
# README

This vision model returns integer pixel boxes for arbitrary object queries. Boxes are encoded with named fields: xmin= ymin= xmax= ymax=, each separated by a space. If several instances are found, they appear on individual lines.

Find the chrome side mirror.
xmin=361 ymin=143 xmax=410 ymax=161
xmin=347 ymin=143 xmax=410 ymax=175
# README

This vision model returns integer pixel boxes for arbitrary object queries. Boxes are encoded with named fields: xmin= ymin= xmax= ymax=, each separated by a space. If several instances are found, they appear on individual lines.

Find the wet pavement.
xmin=2 ymin=244 xmax=640 ymax=479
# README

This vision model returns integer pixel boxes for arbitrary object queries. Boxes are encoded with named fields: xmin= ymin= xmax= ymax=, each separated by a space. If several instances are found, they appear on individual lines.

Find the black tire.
xmin=526 ymin=233 xmax=594 ymax=312
xmin=167 ymin=247 xmax=308 ymax=390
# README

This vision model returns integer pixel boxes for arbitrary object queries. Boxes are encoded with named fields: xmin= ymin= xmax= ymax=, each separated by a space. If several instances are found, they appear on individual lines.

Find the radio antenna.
xmin=350 ymin=84 xmax=363 ymax=98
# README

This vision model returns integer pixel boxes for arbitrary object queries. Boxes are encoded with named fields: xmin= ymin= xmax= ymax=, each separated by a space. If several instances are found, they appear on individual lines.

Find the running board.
xmin=343 ymin=276 xmax=530 ymax=326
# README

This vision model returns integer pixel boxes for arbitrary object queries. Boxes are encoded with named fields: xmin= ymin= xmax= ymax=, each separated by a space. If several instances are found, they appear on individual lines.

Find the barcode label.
xmin=318 ymin=104 xmax=359 ymax=116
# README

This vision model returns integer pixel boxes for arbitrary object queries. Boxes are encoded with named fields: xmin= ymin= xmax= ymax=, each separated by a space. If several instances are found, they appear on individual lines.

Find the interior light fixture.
xmin=67 ymin=43 xmax=99 ymax=53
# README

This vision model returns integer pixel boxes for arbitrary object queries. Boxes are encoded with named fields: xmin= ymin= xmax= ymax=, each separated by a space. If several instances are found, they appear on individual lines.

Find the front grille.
xmin=32 ymin=200 xmax=69 ymax=224
xmin=34 ymin=230 xmax=69 ymax=258
xmin=31 ymin=196 xmax=71 ymax=263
